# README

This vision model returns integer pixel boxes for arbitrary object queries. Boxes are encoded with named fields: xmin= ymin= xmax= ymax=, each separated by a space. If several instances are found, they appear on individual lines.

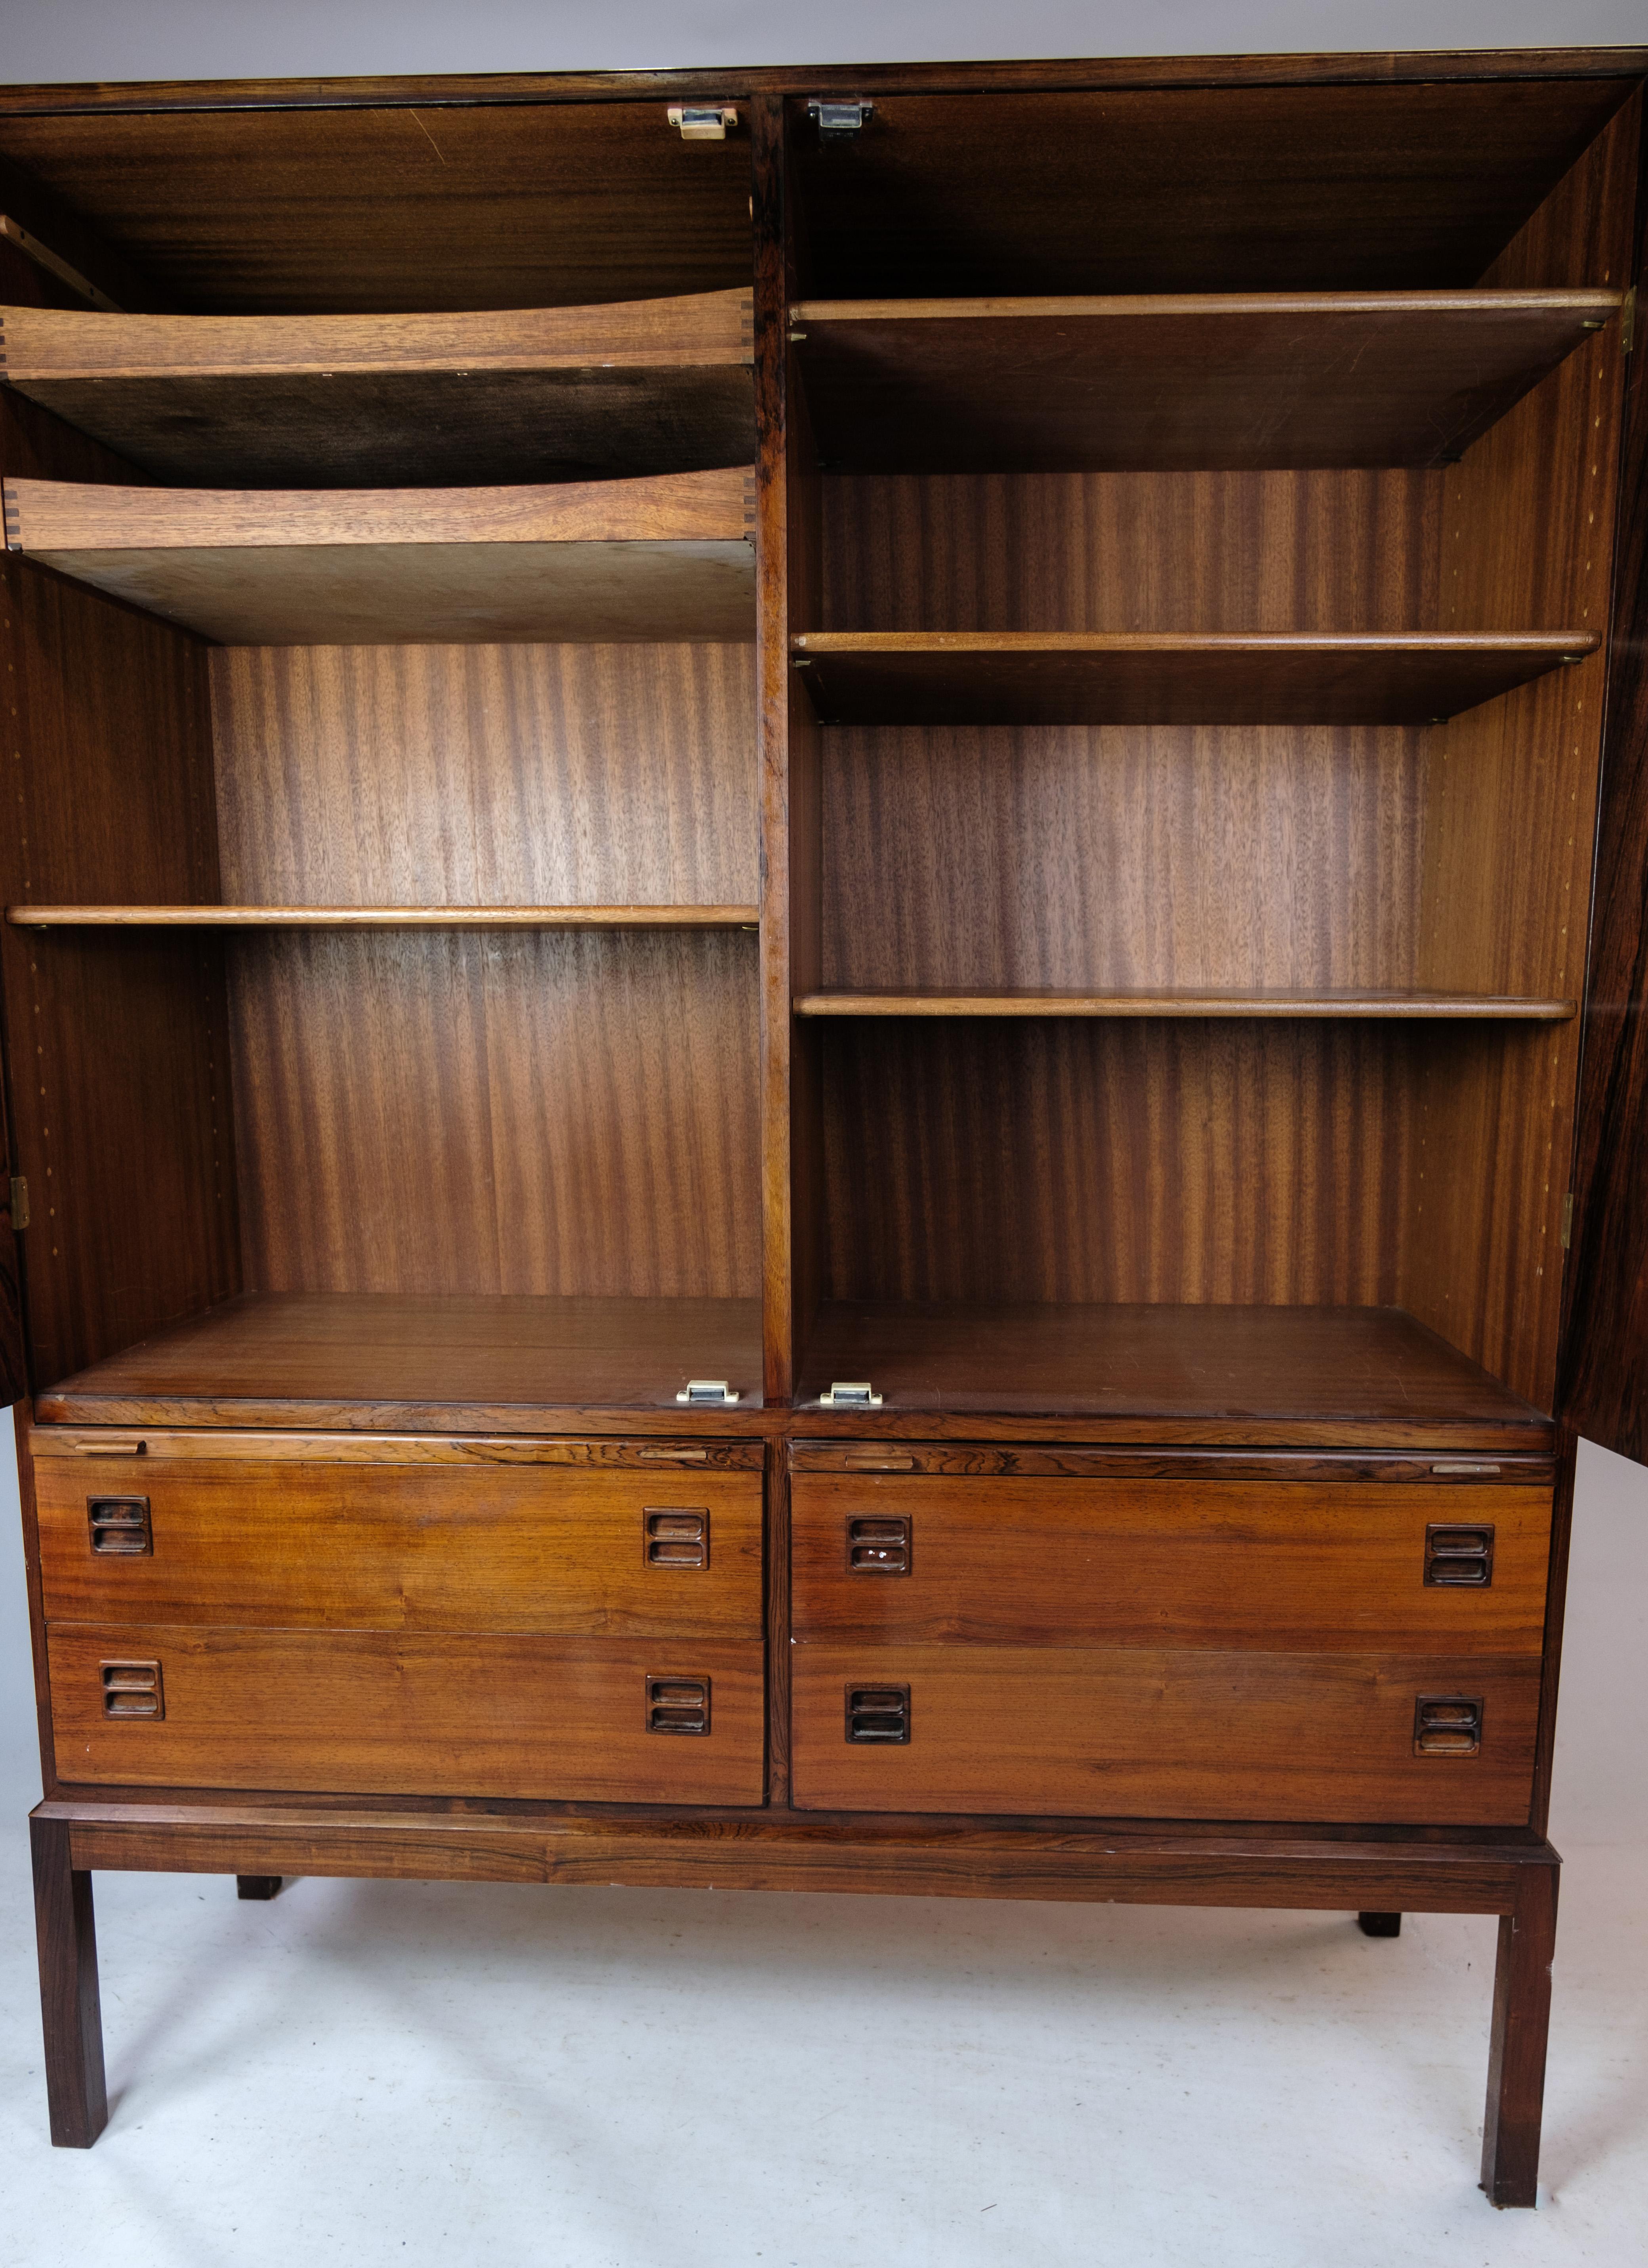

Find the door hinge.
xmin=1560 ymin=1191 xmax=1574 ymax=1250
xmin=820 ymin=1379 xmax=883 ymax=1407
xmin=1623 ymin=286 xmax=1636 ymax=355
xmin=807 ymin=99 xmax=874 ymax=141
xmin=8 ymin=1176 xmax=27 ymax=1231
xmin=668 ymin=105 xmax=738 ymax=141
xmin=675 ymin=1377 xmax=742 ymax=1405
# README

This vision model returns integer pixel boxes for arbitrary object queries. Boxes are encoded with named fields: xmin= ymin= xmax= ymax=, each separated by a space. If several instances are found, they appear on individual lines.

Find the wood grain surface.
xmin=9 ymin=905 xmax=761 ymax=928
xmin=6 ymin=470 xmax=759 ymax=643
xmin=0 ymin=385 xmax=240 ymax=1391
xmin=211 ymin=641 xmax=757 ymax=909
xmin=225 ymin=929 xmax=758 ymax=1300
xmin=1559 ymin=100 xmax=1648 ymax=1461
xmin=45 ymin=1795 xmax=1562 ymax=1914
xmin=791 ymin=82 xmax=1632 ymax=298
xmin=789 ymin=1443 xmax=1555 ymax=1481
xmin=0 ymin=291 xmax=755 ymax=485
xmin=36 ymin=1292 xmax=765 ymax=1421
xmin=822 ymin=465 xmax=1440 ymax=632
xmin=30 ymin=1427 xmax=765 ymax=1468
xmin=793 ymin=292 xmax=1622 ymax=472
xmin=815 ymin=1019 xmax=1420 ymax=1310
xmin=796 ymin=989 xmax=1572 ymax=1019
xmin=820 ymin=722 xmax=1421 ymax=994
xmin=792 ymin=631 xmax=1596 ymax=727
xmin=790 ymin=1643 xmax=1541 ymax=1822
xmin=790 ymin=1472 xmax=1551 ymax=1651
xmin=1407 ymin=90 xmax=1640 ymax=1415
xmin=793 ymin=1300 xmax=1549 ymax=1430
xmin=46 ymin=1625 xmax=767 ymax=1803
xmin=36 ymin=1453 xmax=762 ymax=1636
xmin=0 ymin=99 xmax=754 ymax=315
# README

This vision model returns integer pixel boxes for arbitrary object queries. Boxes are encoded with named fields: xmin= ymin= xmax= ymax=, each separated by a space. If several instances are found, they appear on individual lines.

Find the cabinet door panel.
xmin=47 ymin=1625 xmax=765 ymax=1803
xmin=792 ymin=1644 xmax=1539 ymax=1824
xmin=1562 ymin=166 xmax=1648 ymax=1467
xmin=35 ymin=1452 xmax=761 ymax=1637
xmin=792 ymin=1474 xmax=1549 ymax=1650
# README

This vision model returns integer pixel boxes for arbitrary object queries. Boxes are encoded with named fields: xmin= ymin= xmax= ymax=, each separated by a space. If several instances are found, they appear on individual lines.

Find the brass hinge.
xmin=1560 ymin=1191 xmax=1574 ymax=1250
xmin=8 ymin=1175 xmax=27 ymax=1231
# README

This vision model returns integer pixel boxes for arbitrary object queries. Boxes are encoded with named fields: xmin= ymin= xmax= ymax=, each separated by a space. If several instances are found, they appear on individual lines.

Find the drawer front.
xmin=791 ymin=1474 xmax=1550 ymax=1651
xmin=792 ymin=1645 xmax=1539 ymax=1825
xmin=36 ymin=1451 xmax=762 ymax=1637
xmin=48 ymin=1625 xmax=765 ymax=1803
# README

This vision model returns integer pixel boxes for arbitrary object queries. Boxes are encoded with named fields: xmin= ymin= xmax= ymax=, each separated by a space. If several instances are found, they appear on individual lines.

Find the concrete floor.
xmin=2 ymin=1432 xmax=1644 ymax=2266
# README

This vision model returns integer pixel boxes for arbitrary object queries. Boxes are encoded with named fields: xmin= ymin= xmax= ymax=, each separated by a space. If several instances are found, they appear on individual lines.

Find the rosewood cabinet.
xmin=2 ymin=44 xmax=1646 ymax=2206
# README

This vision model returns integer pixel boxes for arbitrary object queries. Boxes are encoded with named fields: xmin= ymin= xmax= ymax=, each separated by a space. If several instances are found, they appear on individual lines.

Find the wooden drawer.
xmin=33 ymin=1436 xmax=762 ymax=1637
xmin=47 ymin=1625 xmax=765 ymax=1803
xmin=791 ymin=1471 xmax=1551 ymax=1651
xmin=791 ymin=1645 xmax=1539 ymax=1825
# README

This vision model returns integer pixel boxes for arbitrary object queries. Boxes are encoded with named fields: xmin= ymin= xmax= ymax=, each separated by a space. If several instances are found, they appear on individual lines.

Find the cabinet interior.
xmin=0 ymin=73 xmax=1637 ymax=1424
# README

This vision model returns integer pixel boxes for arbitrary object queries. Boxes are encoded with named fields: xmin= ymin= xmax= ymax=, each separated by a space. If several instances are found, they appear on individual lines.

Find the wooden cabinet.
xmin=3 ymin=44 xmax=1646 ymax=2206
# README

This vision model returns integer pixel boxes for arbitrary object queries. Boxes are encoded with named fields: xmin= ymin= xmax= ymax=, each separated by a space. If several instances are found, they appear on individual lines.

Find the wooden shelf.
xmin=34 ymin=1292 xmax=765 ymax=1428
xmin=795 ymin=1300 xmax=1551 ymax=1440
xmin=0 ymin=290 xmax=756 ymax=487
xmin=795 ymin=989 xmax=1575 ymax=1020
xmin=790 ymin=290 xmax=1623 ymax=470
xmin=790 ymin=631 xmax=1598 ymax=726
xmin=8 ymin=904 xmax=759 ymax=930
xmin=2 ymin=469 xmax=756 ymax=644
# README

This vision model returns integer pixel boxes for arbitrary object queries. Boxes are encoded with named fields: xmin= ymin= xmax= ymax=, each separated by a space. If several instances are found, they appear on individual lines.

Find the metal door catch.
xmin=675 ymin=1378 xmax=742 ymax=1405
xmin=668 ymin=106 xmax=738 ymax=140
xmin=807 ymin=100 xmax=874 ymax=139
xmin=820 ymin=1380 xmax=883 ymax=1407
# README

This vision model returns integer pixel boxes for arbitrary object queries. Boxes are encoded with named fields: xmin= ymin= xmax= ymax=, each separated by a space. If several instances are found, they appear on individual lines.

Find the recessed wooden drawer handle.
xmin=100 ymin=1659 xmax=164 ymax=1719
xmin=646 ymin=1674 xmax=711 ymax=1734
xmin=644 ymin=1507 xmax=710 ymax=1569
xmin=846 ymin=1684 xmax=910 ymax=1743
xmin=1413 ymin=1694 xmax=1482 ymax=1756
xmin=87 ymin=1494 xmax=153 ymax=1556
xmin=1424 ymin=1523 xmax=1495 ymax=1586
xmin=847 ymin=1514 xmax=911 ymax=1574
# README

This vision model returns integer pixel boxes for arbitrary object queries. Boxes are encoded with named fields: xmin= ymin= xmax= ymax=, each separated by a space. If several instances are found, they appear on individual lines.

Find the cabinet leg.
xmin=237 ymin=1875 xmax=283 ymax=1901
xmin=1357 ymin=1912 xmax=1402 ymax=1937
xmin=1481 ymin=1861 xmax=1559 ymax=2207
xmin=30 ymin=1817 xmax=109 ymax=2149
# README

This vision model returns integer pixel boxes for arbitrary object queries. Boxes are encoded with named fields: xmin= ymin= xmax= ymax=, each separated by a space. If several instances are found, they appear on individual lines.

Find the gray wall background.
xmin=1 ymin=0 xmax=1644 ymax=1838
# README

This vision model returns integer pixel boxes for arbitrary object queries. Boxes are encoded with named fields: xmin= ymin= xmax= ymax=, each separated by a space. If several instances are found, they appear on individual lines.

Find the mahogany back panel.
xmin=229 ymin=927 xmax=759 ymax=1300
xmin=211 ymin=642 xmax=757 ymax=908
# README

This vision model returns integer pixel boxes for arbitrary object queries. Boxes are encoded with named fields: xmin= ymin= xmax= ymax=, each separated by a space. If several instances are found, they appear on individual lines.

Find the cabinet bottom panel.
xmin=47 ymin=1626 xmax=765 ymax=1804
xmin=791 ymin=1646 xmax=1541 ymax=1824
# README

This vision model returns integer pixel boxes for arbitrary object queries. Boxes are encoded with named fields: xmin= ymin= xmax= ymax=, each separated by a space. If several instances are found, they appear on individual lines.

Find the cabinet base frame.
xmin=31 ymin=1798 xmax=1558 ymax=2202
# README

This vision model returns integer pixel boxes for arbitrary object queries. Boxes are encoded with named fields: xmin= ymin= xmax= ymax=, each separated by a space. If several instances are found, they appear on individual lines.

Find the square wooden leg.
xmin=237 ymin=1875 xmax=283 ymax=1900
xmin=30 ymin=1817 xmax=109 ymax=2149
xmin=1481 ymin=1859 xmax=1559 ymax=2207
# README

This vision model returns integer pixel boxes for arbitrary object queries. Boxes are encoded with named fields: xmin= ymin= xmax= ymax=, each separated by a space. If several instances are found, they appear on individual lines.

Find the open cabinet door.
xmin=0 ymin=1081 xmax=21 ymax=1405
xmin=1561 ymin=153 xmax=1648 ymax=1464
